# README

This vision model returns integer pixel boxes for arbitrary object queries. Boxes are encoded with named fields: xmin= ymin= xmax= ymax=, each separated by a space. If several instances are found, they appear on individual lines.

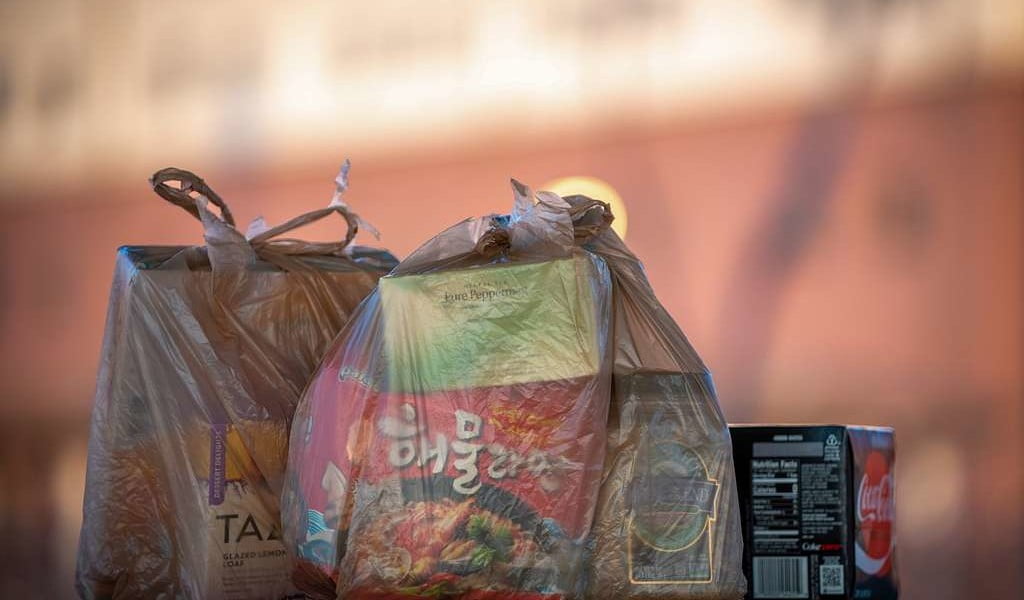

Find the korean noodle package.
xmin=76 ymin=166 xmax=397 ymax=600
xmin=283 ymin=183 xmax=615 ymax=599
xmin=575 ymin=193 xmax=746 ymax=599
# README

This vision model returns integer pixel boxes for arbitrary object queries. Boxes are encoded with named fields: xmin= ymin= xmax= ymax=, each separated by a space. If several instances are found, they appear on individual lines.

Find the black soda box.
xmin=730 ymin=425 xmax=897 ymax=599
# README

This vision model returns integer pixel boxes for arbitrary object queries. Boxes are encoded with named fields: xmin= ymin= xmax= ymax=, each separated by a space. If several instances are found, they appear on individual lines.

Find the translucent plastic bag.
xmin=282 ymin=183 xmax=616 ymax=599
xmin=575 ymin=193 xmax=746 ymax=599
xmin=282 ymin=182 xmax=745 ymax=599
xmin=76 ymin=167 xmax=398 ymax=600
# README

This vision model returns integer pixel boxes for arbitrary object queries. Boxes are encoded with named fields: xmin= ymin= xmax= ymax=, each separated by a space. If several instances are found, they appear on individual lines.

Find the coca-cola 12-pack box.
xmin=730 ymin=425 xmax=897 ymax=599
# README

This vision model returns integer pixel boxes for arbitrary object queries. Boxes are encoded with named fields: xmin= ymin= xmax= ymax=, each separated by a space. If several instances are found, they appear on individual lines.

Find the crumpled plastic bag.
xmin=76 ymin=166 xmax=397 ymax=600
xmin=281 ymin=181 xmax=745 ymax=599
xmin=571 ymin=191 xmax=746 ymax=599
xmin=282 ymin=183 xmax=615 ymax=599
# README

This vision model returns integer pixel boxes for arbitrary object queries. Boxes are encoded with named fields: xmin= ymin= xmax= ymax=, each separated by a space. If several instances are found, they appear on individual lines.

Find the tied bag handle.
xmin=150 ymin=167 xmax=237 ymax=227
xmin=474 ymin=180 xmax=616 ymax=259
xmin=510 ymin=178 xmax=615 ymax=243
xmin=248 ymin=205 xmax=358 ymax=257
xmin=566 ymin=196 xmax=614 ymax=243
xmin=149 ymin=167 xmax=255 ymax=271
xmin=149 ymin=166 xmax=362 ymax=267
xmin=504 ymin=178 xmax=615 ymax=248
xmin=248 ymin=160 xmax=361 ymax=256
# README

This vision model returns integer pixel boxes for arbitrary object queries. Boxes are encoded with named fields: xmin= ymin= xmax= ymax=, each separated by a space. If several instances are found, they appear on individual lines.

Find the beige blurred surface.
xmin=1 ymin=1 xmax=1021 ymax=598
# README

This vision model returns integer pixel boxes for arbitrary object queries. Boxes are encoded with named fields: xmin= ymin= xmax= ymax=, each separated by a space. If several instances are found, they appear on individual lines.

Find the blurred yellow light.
xmin=542 ymin=176 xmax=628 ymax=240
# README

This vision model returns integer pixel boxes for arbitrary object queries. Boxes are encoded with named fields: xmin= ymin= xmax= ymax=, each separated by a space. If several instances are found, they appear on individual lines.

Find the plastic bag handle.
xmin=511 ymin=178 xmax=614 ymax=244
xmin=472 ymin=196 xmax=613 ymax=259
xmin=567 ymin=197 xmax=614 ymax=243
xmin=248 ymin=205 xmax=358 ymax=256
xmin=149 ymin=167 xmax=255 ymax=271
xmin=473 ymin=222 xmax=511 ymax=258
xmin=149 ymin=168 xmax=236 ymax=227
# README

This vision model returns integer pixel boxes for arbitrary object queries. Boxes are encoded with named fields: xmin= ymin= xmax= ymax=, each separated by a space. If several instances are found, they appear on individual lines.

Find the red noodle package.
xmin=76 ymin=166 xmax=397 ymax=599
xmin=283 ymin=184 xmax=615 ymax=599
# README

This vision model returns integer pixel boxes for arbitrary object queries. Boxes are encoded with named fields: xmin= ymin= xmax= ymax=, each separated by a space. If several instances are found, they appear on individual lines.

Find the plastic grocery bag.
xmin=281 ymin=181 xmax=746 ymax=599
xmin=76 ymin=167 xmax=398 ymax=600
xmin=282 ymin=183 xmax=616 ymax=599
xmin=573 ymin=192 xmax=746 ymax=598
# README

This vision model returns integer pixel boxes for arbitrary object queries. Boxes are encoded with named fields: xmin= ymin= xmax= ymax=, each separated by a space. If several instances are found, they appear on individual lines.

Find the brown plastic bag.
xmin=279 ymin=182 xmax=746 ymax=600
xmin=281 ymin=184 xmax=617 ymax=599
xmin=575 ymin=193 xmax=746 ymax=599
xmin=76 ymin=167 xmax=397 ymax=599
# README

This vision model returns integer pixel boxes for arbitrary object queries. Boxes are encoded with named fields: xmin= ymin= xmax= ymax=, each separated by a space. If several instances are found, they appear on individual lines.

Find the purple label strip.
xmin=209 ymin=423 xmax=227 ymax=506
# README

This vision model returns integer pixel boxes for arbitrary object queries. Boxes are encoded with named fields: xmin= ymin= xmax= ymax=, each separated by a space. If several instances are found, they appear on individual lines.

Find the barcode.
xmin=753 ymin=556 xmax=809 ymax=598
xmin=819 ymin=563 xmax=844 ymax=595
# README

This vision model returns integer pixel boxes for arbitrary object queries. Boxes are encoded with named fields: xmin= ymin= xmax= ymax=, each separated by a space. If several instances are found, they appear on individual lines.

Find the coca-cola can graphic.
xmin=849 ymin=427 xmax=898 ymax=596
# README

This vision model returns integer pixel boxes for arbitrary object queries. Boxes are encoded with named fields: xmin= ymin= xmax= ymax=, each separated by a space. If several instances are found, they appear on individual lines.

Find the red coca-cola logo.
xmin=855 ymin=450 xmax=893 ymax=576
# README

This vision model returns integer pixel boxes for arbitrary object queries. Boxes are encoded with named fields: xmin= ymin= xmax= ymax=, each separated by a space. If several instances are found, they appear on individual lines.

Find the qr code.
xmin=819 ymin=563 xmax=844 ymax=595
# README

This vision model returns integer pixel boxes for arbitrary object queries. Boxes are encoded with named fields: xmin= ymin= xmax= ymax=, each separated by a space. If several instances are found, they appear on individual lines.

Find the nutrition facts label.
xmin=745 ymin=431 xmax=848 ymax=599
xmin=749 ymin=436 xmax=844 ymax=552
xmin=751 ymin=457 xmax=802 ymax=553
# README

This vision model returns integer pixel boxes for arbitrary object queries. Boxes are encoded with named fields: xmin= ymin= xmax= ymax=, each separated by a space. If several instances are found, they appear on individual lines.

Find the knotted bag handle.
xmin=149 ymin=167 xmax=237 ymax=227
xmin=148 ymin=166 xmax=361 ymax=268
xmin=511 ymin=178 xmax=614 ymax=243
xmin=478 ymin=179 xmax=614 ymax=256
xmin=248 ymin=205 xmax=358 ymax=257
xmin=566 ymin=197 xmax=614 ymax=243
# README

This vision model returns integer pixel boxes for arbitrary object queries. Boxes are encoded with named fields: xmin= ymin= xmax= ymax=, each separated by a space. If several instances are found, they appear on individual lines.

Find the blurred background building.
xmin=1 ymin=0 xmax=1021 ymax=597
